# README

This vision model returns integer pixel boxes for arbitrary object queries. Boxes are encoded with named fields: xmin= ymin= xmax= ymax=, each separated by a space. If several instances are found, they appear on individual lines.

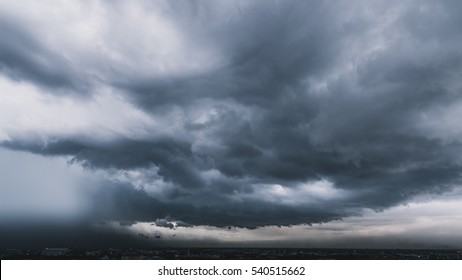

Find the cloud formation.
xmin=1 ymin=0 xmax=462 ymax=229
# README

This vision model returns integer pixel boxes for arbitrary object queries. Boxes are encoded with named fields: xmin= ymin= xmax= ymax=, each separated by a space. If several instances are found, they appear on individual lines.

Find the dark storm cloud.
xmin=84 ymin=181 xmax=351 ymax=228
xmin=118 ymin=0 xmax=344 ymax=110
xmin=2 ymin=137 xmax=207 ymax=190
xmin=0 ymin=15 xmax=89 ymax=93
xmin=2 ymin=0 xmax=462 ymax=228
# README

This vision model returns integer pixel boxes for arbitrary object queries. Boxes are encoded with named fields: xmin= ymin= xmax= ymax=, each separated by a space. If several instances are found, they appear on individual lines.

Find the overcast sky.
xmin=1 ymin=0 xmax=462 ymax=248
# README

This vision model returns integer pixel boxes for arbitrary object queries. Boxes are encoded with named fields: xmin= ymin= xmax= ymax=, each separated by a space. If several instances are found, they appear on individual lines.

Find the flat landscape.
xmin=2 ymin=248 xmax=461 ymax=260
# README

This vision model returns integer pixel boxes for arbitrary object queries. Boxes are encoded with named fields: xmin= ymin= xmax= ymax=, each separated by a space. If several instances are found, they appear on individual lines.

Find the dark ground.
xmin=2 ymin=248 xmax=462 ymax=260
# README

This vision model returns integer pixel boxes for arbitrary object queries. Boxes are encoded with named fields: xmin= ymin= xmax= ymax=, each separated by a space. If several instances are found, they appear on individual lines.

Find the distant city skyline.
xmin=1 ymin=0 xmax=462 ymax=248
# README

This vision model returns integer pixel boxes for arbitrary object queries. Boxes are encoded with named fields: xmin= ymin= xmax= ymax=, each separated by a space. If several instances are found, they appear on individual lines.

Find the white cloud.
xmin=0 ymin=76 xmax=159 ymax=143
xmin=0 ymin=0 xmax=225 ymax=81
xmin=247 ymin=179 xmax=348 ymax=206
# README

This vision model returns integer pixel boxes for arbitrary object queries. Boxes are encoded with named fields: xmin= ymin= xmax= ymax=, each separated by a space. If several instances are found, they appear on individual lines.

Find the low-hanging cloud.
xmin=1 ymin=0 xmax=462 ymax=229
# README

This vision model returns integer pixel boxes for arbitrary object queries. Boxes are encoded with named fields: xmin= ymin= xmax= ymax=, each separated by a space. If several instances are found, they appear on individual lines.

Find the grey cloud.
xmin=118 ymin=0 xmax=345 ymax=110
xmin=0 ymin=15 xmax=89 ymax=93
xmin=153 ymin=217 xmax=192 ymax=229
xmin=2 ymin=138 xmax=206 ymax=190
xmin=2 ymin=0 xmax=462 ymax=228
xmin=83 ymin=181 xmax=352 ymax=228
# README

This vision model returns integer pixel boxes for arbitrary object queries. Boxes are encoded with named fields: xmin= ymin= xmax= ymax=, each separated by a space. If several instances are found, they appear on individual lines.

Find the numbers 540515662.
xmin=251 ymin=266 xmax=306 ymax=276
